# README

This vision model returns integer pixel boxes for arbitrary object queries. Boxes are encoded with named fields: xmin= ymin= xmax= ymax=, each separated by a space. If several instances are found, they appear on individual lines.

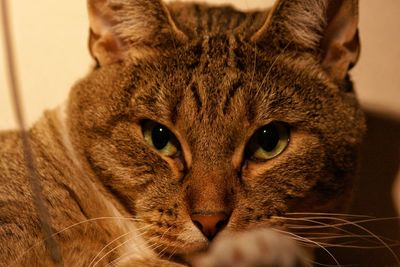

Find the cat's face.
xmin=68 ymin=0 xmax=365 ymax=262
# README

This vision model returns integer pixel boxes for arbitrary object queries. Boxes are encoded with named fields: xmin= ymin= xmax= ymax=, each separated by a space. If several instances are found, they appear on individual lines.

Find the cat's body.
xmin=0 ymin=0 xmax=369 ymax=266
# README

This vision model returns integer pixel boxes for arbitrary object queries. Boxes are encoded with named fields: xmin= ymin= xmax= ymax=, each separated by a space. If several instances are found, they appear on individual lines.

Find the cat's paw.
xmin=192 ymin=228 xmax=311 ymax=267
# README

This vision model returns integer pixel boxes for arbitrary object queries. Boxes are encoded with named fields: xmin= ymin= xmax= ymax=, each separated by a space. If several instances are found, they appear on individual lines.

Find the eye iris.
xmin=152 ymin=126 xmax=170 ymax=150
xmin=257 ymin=125 xmax=279 ymax=152
xmin=246 ymin=122 xmax=289 ymax=161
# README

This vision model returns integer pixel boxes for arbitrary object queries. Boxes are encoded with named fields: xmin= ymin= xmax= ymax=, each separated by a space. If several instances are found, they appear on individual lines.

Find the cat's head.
xmin=68 ymin=0 xmax=365 ymax=261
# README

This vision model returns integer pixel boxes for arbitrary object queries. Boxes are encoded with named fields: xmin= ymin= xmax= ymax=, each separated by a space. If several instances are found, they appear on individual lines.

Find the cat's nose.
xmin=191 ymin=212 xmax=229 ymax=240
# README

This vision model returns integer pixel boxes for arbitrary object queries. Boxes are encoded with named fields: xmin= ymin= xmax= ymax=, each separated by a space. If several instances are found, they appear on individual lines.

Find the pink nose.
xmin=191 ymin=213 xmax=229 ymax=240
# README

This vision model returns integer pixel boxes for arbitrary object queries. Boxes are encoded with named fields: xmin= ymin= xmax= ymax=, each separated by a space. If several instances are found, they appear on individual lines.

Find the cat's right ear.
xmin=87 ymin=0 xmax=187 ymax=66
xmin=251 ymin=0 xmax=360 ymax=81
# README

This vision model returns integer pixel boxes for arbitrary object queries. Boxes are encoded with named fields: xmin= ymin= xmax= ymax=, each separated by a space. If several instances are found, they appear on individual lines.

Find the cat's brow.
xmin=189 ymin=82 xmax=202 ymax=112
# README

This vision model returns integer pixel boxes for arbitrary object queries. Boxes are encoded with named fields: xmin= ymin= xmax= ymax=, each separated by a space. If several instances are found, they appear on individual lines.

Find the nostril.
xmin=193 ymin=220 xmax=203 ymax=231
xmin=191 ymin=213 xmax=229 ymax=240
xmin=216 ymin=219 xmax=227 ymax=231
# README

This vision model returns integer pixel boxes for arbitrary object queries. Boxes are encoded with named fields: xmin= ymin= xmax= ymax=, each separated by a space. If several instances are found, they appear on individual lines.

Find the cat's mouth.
xmin=157 ymin=241 xmax=210 ymax=265
xmin=164 ymin=250 xmax=207 ymax=266
xmin=160 ymin=229 xmax=238 ymax=264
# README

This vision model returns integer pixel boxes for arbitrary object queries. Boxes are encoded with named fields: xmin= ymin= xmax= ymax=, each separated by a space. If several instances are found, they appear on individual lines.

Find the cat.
xmin=0 ymin=0 xmax=370 ymax=266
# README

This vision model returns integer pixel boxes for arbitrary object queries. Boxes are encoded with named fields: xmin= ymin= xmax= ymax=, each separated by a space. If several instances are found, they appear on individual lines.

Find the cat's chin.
xmin=159 ymin=241 xmax=210 ymax=265
xmin=165 ymin=231 xmax=251 ymax=265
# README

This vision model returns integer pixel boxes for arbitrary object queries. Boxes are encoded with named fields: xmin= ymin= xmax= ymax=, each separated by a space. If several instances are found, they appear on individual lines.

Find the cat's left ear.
xmin=252 ymin=0 xmax=360 ymax=81
xmin=87 ymin=0 xmax=187 ymax=66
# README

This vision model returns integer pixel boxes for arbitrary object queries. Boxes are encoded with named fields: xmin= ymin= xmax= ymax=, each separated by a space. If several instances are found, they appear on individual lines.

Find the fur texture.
xmin=0 ymin=0 xmax=368 ymax=266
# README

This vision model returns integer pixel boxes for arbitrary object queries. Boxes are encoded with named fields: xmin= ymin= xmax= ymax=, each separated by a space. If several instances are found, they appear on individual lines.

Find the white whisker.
xmin=106 ymin=235 xmax=163 ymax=267
xmin=108 ymin=227 xmax=173 ymax=267
xmin=13 ymin=216 xmax=145 ymax=266
xmin=277 ymin=215 xmax=400 ymax=265
xmin=286 ymin=212 xmax=375 ymax=219
xmin=88 ymin=224 xmax=153 ymax=267
xmin=272 ymin=228 xmax=341 ymax=266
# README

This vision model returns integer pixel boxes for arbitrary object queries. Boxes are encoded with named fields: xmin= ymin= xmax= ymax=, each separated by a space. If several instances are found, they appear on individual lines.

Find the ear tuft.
xmin=252 ymin=0 xmax=360 ymax=81
xmin=87 ymin=0 xmax=188 ymax=66
xmin=321 ymin=0 xmax=360 ymax=80
xmin=252 ymin=0 xmax=328 ymax=51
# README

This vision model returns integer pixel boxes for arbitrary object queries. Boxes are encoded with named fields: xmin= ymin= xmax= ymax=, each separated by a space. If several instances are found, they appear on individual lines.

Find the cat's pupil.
xmin=257 ymin=125 xmax=279 ymax=152
xmin=152 ymin=125 xmax=170 ymax=150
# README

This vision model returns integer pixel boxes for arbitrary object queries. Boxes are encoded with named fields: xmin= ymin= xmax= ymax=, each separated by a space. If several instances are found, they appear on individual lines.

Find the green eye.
xmin=142 ymin=121 xmax=179 ymax=157
xmin=247 ymin=122 xmax=290 ymax=160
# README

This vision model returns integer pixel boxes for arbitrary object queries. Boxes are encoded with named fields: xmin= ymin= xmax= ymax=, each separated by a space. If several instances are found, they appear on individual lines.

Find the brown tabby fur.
xmin=0 ymin=0 xmax=367 ymax=266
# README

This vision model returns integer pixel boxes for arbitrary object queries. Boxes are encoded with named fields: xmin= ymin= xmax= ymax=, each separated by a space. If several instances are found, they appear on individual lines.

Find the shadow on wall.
xmin=316 ymin=110 xmax=400 ymax=266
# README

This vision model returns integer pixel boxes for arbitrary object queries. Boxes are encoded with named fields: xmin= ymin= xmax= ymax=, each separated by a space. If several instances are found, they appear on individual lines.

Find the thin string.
xmin=0 ymin=1 xmax=63 ymax=265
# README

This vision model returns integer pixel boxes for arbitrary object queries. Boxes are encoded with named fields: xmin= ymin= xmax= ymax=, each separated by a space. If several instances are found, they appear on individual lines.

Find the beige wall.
xmin=1 ymin=0 xmax=399 ymax=130
xmin=0 ymin=1 xmax=90 ymax=130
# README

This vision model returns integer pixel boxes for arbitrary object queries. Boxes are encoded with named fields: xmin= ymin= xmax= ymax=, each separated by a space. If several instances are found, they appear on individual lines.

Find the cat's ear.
xmin=252 ymin=0 xmax=360 ymax=81
xmin=87 ymin=0 xmax=187 ymax=66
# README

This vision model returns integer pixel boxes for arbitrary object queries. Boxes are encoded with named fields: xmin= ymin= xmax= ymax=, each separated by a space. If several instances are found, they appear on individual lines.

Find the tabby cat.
xmin=0 ymin=0 xmax=367 ymax=266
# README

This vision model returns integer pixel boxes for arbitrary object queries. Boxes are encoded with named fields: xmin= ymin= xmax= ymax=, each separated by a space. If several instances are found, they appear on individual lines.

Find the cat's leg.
xmin=192 ymin=228 xmax=312 ymax=267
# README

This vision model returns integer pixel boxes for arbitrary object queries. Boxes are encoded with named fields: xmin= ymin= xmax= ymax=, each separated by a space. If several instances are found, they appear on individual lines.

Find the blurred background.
xmin=1 ymin=0 xmax=399 ymax=265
